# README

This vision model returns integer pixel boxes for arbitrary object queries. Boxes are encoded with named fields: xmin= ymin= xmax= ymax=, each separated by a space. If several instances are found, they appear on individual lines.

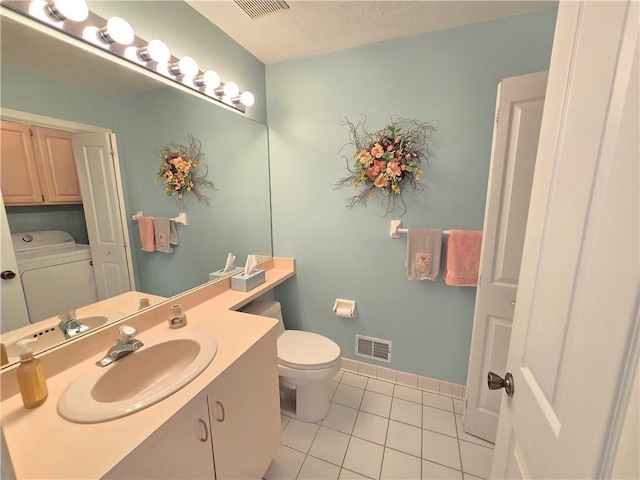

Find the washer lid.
xmin=277 ymin=330 xmax=341 ymax=369
xmin=15 ymin=244 xmax=91 ymax=263
xmin=11 ymin=230 xmax=75 ymax=253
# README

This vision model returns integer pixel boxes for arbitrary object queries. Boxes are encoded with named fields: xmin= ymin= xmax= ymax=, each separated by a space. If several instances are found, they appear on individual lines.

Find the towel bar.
xmin=132 ymin=211 xmax=188 ymax=226
xmin=390 ymin=220 xmax=450 ymax=238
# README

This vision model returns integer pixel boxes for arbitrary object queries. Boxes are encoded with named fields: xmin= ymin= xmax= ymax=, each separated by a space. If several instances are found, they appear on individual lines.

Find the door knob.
xmin=487 ymin=371 xmax=515 ymax=397
xmin=1 ymin=270 xmax=16 ymax=280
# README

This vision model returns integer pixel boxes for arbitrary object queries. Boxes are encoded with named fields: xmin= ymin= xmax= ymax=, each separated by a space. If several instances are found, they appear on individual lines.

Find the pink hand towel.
xmin=444 ymin=230 xmax=483 ymax=286
xmin=137 ymin=216 xmax=155 ymax=252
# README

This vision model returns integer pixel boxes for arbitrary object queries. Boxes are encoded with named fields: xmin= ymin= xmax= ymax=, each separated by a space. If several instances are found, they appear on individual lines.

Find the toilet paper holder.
xmin=333 ymin=298 xmax=356 ymax=318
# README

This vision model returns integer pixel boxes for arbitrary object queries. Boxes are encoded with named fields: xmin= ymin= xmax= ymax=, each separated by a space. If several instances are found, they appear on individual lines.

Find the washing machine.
xmin=12 ymin=231 xmax=98 ymax=324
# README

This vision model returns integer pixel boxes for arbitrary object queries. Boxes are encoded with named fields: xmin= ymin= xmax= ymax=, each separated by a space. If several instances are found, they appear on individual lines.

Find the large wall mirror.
xmin=0 ymin=10 xmax=272 ymax=365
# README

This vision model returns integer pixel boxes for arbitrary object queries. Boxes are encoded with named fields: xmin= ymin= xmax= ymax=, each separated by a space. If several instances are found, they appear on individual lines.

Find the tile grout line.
xmin=293 ymin=418 xmax=323 ymax=480
xmin=283 ymin=371 xmax=489 ymax=480
xmin=454 ymin=408 xmax=466 ymax=479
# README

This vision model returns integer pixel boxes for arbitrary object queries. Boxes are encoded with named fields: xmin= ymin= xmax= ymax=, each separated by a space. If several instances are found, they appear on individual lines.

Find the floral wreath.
xmin=336 ymin=116 xmax=435 ymax=216
xmin=155 ymin=134 xmax=214 ymax=208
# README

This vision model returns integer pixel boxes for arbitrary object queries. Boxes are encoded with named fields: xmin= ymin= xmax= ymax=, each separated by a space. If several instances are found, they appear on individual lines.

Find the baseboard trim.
xmin=340 ymin=357 xmax=466 ymax=399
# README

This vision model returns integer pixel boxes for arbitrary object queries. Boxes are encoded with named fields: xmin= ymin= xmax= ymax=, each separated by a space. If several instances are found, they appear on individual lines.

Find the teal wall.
xmin=266 ymin=8 xmax=558 ymax=384
xmin=6 ymin=205 xmax=89 ymax=244
xmin=114 ymin=87 xmax=271 ymax=297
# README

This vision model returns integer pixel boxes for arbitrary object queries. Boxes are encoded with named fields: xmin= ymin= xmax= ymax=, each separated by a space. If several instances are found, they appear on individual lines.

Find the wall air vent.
xmin=355 ymin=335 xmax=392 ymax=363
xmin=234 ymin=0 xmax=290 ymax=19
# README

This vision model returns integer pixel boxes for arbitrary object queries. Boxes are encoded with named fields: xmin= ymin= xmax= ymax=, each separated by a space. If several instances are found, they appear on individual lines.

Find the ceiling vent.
xmin=234 ymin=0 xmax=290 ymax=19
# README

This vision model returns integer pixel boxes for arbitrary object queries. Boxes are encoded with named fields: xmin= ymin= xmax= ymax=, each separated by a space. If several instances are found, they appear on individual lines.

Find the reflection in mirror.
xmin=0 ymin=11 xmax=272 ymax=366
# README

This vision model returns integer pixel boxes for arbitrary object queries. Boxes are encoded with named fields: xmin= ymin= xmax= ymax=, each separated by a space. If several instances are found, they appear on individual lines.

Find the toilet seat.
xmin=278 ymin=330 xmax=341 ymax=370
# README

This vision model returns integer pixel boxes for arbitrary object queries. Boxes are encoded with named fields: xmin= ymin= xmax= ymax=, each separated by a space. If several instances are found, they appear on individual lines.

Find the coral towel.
xmin=444 ymin=230 xmax=483 ymax=286
xmin=406 ymin=228 xmax=443 ymax=281
xmin=137 ymin=216 xmax=155 ymax=252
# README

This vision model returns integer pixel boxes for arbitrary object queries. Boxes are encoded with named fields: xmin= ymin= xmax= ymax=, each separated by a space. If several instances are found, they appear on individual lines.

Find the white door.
xmin=0 ymin=194 xmax=29 ymax=333
xmin=492 ymin=1 xmax=639 ymax=478
xmin=72 ymin=133 xmax=133 ymax=299
xmin=464 ymin=71 xmax=547 ymax=442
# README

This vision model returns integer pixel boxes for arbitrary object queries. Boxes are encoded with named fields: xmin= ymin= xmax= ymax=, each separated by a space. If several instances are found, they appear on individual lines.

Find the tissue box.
xmin=209 ymin=266 xmax=244 ymax=281
xmin=231 ymin=269 xmax=266 ymax=292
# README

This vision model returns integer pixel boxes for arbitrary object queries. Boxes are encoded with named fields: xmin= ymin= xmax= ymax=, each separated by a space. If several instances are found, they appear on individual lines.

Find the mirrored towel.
xmin=138 ymin=216 xmax=155 ymax=252
xmin=169 ymin=220 xmax=179 ymax=246
xmin=406 ymin=228 xmax=443 ymax=280
xmin=154 ymin=217 xmax=174 ymax=253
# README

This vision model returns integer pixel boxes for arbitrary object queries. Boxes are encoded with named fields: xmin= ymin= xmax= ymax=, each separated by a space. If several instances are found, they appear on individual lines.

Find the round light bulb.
xmin=195 ymin=69 xmax=220 ymax=88
xmin=223 ymin=81 xmax=240 ymax=98
xmin=48 ymin=0 xmax=88 ymax=22
xmin=82 ymin=26 xmax=102 ymax=46
xmin=124 ymin=46 xmax=144 ymax=64
xmin=202 ymin=70 xmax=221 ymax=88
xmin=176 ymin=56 xmax=199 ymax=78
xmin=102 ymin=17 xmax=134 ymax=45
xmin=30 ymin=0 xmax=62 ymax=26
xmin=138 ymin=39 xmax=171 ymax=63
xmin=239 ymin=91 xmax=255 ymax=107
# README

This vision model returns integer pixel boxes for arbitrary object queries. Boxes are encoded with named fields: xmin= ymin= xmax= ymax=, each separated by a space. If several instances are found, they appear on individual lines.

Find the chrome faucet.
xmin=96 ymin=325 xmax=144 ymax=367
xmin=57 ymin=310 xmax=89 ymax=339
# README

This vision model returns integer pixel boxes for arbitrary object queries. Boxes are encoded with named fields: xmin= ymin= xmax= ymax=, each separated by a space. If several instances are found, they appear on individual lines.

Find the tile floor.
xmin=264 ymin=370 xmax=494 ymax=480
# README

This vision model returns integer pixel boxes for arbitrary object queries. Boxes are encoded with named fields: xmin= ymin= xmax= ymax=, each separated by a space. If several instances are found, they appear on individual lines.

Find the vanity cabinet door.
xmin=103 ymin=394 xmax=215 ymax=480
xmin=207 ymin=332 xmax=281 ymax=479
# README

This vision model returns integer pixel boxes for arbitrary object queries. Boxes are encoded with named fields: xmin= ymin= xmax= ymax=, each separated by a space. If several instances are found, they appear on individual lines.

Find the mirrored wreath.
xmin=155 ymin=134 xmax=215 ymax=208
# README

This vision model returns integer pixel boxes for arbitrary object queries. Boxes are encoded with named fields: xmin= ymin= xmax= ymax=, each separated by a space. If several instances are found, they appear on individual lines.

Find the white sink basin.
xmin=57 ymin=331 xmax=217 ymax=423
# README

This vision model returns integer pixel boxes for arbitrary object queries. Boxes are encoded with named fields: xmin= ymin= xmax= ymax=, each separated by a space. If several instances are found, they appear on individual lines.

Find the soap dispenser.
xmin=16 ymin=339 xmax=48 ymax=409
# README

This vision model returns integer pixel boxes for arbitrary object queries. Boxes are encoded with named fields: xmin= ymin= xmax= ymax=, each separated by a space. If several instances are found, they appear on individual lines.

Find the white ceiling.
xmin=186 ymin=0 xmax=556 ymax=65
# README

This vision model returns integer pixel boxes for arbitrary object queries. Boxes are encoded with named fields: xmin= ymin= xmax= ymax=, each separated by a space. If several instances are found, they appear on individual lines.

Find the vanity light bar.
xmin=3 ymin=0 xmax=255 ymax=112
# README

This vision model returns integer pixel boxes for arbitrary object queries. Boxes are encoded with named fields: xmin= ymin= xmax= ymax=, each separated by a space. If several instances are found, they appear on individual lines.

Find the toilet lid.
xmin=278 ymin=330 xmax=341 ymax=370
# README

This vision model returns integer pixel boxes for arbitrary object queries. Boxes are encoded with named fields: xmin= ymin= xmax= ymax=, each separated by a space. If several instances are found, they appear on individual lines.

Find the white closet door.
xmin=464 ymin=70 xmax=547 ymax=443
xmin=72 ymin=133 xmax=133 ymax=299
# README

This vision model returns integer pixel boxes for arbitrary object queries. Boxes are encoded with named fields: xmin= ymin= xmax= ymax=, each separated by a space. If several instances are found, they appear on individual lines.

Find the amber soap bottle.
xmin=16 ymin=340 xmax=48 ymax=409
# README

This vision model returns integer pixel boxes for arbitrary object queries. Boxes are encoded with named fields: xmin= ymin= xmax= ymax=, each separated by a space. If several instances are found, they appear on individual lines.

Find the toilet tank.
xmin=242 ymin=300 xmax=286 ymax=336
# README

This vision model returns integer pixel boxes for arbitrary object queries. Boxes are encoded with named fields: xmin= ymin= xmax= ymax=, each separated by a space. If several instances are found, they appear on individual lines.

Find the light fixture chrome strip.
xmin=1 ymin=0 xmax=255 ymax=113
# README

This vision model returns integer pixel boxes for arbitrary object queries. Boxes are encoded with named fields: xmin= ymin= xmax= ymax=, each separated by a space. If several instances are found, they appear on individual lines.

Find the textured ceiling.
xmin=186 ymin=0 xmax=556 ymax=64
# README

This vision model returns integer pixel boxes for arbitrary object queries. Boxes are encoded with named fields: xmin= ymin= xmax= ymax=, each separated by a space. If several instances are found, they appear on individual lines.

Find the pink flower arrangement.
xmin=336 ymin=117 xmax=435 ymax=215
xmin=155 ymin=134 xmax=214 ymax=207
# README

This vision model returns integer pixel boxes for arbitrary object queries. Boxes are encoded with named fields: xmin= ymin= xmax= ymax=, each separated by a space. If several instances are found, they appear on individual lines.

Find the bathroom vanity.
xmin=0 ymin=257 xmax=295 ymax=479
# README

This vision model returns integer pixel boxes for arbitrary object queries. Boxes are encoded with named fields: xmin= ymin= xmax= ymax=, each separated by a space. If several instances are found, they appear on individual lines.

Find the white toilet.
xmin=243 ymin=300 xmax=341 ymax=423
